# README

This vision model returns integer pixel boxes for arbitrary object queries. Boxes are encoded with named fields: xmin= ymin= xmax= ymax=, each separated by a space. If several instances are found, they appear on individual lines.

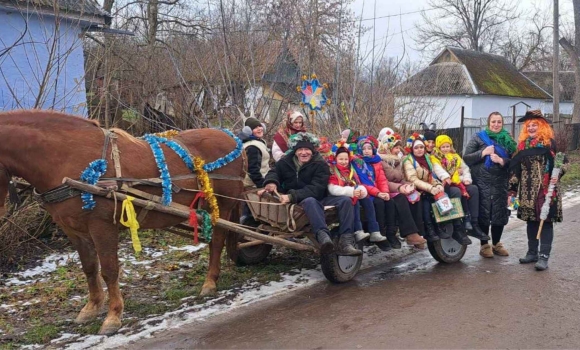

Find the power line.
xmin=149 ymin=7 xmax=436 ymax=35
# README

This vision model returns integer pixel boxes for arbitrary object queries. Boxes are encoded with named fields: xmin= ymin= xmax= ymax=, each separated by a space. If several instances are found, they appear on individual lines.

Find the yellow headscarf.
xmin=431 ymin=135 xmax=462 ymax=184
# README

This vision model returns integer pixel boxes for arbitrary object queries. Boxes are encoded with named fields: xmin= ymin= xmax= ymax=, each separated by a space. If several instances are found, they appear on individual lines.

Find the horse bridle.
xmin=2 ymin=167 xmax=21 ymax=211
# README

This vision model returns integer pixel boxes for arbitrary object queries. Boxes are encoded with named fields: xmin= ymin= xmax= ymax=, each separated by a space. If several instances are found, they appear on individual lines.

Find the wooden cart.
xmin=64 ymin=179 xmax=465 ymax=284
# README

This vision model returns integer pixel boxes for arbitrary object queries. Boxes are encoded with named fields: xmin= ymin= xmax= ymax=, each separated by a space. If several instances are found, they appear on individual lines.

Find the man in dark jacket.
xmin=262 ymin=132 xmax=361 ymax=256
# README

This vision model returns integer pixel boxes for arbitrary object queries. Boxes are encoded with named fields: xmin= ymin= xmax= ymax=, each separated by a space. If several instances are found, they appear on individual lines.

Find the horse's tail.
xmin=225 ymin=200 xmax=241 ymax=261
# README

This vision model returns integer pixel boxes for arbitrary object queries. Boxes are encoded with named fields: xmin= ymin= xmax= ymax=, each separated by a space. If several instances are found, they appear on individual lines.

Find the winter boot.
xmin=316 ymin=229 xmax=334 ymax=255
xmin=423 ymin=223 xmax=440 ymax=242
xmin=519 ymin=251 xmax=539 ymax=264
xmin=375 ymin=240 xmax=392 ymax=252
xmin=466 ymin=221 xmax=491 ymax=241
xmin=436 ymin=222 xmax=453 ymax=239
xmin=337 ymin=233 xmax=363 ymax=256
xmin=464 ymin=221 xmax=473 ymax=231
xmin=385 ymin=227 xmax=401 ymax=249
xmin=535 ymin=254 xmax=549 ymax=271
xmin=405 ymin=233 xmax=427 ymax=246
xmin=354 ymin=230 xmax=370 ymax=242
xmin=452 ymin=220 xmax=472 ymax=245
xmin=464 ymin=213 xmax=473 ymax=231
xmin=479 ymin=244 xmax=494 ymax=258
xmin=369 ymin=231 xmax=387 ymax=243
xmin=492 ymin=242 xmax=509 ymax=256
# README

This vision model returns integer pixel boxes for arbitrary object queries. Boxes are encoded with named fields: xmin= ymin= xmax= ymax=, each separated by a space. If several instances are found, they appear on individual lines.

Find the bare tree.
xmin=264 ymin=0 xmax=356 ymax=73
xmin=499 ymin=3 xmax=552 ymax=71
xmin=414 ymin=0 xmax=519 ymax=56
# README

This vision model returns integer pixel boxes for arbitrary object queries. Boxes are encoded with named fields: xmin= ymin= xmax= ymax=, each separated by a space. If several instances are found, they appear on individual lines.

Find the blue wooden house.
xmin=0 ymin=0 xmax=110 ymax=116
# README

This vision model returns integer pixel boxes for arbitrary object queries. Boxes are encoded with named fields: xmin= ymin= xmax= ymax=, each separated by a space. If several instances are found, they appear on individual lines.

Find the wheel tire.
xmin=320 ymin=241 xmax=363 ymax=283
xmin=427 ymin=238 xmax=467 ymax=263
xmin=236 ymin=243 xmax=272 ymax=266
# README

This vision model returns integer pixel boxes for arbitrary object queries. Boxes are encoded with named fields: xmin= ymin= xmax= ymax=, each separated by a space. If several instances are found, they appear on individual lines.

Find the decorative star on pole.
xmin=297 ymin=74 xmax=330 ymax=114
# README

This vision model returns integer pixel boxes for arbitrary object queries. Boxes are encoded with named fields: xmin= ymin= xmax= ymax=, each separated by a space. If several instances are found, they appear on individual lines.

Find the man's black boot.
xmin=316 ymin=229 xmax=334 ymax=255
xmin=337 ymin=233 xmax=363 ymax=256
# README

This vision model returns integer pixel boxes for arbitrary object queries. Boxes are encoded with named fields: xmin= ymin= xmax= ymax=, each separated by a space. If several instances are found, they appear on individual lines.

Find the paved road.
xmin=131 ymin=201 xmax=580 ymax=349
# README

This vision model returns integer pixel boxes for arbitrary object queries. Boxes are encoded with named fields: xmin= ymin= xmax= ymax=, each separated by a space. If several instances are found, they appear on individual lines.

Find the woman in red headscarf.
xmin=272 ymin=110 xmax=307 ymax=162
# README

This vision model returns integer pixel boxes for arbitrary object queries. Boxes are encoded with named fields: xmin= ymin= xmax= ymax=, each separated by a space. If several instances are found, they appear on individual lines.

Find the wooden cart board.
xmin=431 ymin=197 xmax=464 ymax=223
xmin=243 ymin=190 xmax=310 ymax=231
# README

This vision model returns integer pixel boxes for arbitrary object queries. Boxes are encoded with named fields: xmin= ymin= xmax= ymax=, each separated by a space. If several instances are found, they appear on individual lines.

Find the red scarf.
xmin=414 ymin=155 xmax=431 ymax=176
xmin=273 ymin=123 xmax=306 ymax=153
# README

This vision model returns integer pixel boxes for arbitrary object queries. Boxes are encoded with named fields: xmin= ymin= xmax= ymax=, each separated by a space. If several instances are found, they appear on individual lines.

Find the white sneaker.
xmin=354 ymin=230 xmax=370 ymax=242
xmin=369 ymin=231 xmax=387 ymax=242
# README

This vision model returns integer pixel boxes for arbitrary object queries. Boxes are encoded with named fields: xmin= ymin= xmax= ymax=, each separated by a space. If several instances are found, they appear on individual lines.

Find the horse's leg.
xmin=88 ymin=219 xmax=123 ymax=335
xmin=200 ymin=202 xmax=234 ymax=296
xmin=62 ymin=227 xmax=105 ymax=324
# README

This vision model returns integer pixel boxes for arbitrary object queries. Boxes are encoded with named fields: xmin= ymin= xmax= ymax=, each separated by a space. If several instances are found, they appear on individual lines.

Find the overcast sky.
xmin=349 ymin=0 xmax=574 ymax=65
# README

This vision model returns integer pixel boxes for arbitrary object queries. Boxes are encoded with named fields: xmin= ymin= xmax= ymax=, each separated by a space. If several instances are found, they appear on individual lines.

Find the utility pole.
xmin=351 ymin=0 xmax=364 ymax=114
xmin=333 ymin=0 xmax=343 ymax=124
xmin=553 ymin=0 xmax=560 ymax=128
xmin=369 ymin=0 xmax=377 ymax=120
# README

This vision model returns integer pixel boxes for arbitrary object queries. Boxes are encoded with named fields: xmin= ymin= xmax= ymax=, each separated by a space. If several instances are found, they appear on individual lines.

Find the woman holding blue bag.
xmin=463 ymin=112 xmax=517 ymax=258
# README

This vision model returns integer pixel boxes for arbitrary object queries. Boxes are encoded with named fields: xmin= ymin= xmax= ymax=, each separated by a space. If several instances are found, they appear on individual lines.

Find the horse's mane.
xmin=111 ymin=128 xmax=143 ymax=145
xmin=0 ymin=109 xmax=101 ymax=129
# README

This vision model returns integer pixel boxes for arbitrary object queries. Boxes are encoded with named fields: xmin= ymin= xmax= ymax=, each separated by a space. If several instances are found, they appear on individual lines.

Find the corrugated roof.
xmin=0 ymin=0 xmax=109 ymax=20
xmin=395 ymin=62 xmax=475 ymax=96
xmin=523 ymin=71 xmax=576 ymax=102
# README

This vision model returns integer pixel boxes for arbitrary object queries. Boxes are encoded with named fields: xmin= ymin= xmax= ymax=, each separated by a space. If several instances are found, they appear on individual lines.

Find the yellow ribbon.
xmin=120 ymin=196 xmax=142 ymax=254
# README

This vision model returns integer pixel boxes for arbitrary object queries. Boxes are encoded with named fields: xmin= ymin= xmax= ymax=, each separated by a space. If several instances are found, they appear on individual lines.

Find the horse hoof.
xmin=200 ymin=285 xmax=216 ymax=297
xmin=98 ymin=318 xmax=122 ymax=336
xmin=75 ymin=310 xmax=99 ymax=324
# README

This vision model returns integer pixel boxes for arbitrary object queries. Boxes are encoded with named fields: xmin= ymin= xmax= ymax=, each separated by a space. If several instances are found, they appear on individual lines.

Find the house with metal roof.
xmin=0 ymin=0 xmax=111 ymax=115
xmin=394 ymin=47 xmax=552 ymax=128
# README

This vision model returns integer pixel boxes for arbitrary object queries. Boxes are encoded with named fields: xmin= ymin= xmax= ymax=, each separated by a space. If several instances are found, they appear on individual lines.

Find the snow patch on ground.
xmin=66 ymin=269 xmax=326 ymax=349
xmin=4 ymin=252 xmax=79 ymax=286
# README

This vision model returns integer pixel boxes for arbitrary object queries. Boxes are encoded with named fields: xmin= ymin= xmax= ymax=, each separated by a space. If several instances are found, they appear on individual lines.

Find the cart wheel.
xmin=320 ymin=242 xmax=363 ymax=283
xmin=236 ymin=242 xmax=272 ymax=266
xmin=427 ymin=238 xmax=467 ymax=263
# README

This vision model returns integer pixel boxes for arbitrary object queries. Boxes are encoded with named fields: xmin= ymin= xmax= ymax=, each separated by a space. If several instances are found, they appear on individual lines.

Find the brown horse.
xmin=0 ymin=110 xmax=244 ymax=335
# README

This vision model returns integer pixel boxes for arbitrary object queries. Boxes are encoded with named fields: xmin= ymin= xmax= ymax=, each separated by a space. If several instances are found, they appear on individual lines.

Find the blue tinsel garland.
xmin=158 ymin=138 xmax=194 ymax=172
xmin=138 ymin=129 xmax=242 ymax=207
xmin=142 ymin=134 xmax=173 ymax=206
xmin=202 ymin=128 xmax=243 ymax=172
xmin=79 ymin=159 xmax=108 ymax=210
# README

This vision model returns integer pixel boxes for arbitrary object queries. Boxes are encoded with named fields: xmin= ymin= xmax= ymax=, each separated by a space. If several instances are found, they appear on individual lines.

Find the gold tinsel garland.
xmin=193 ymin=156 xmax=220 ymax=225
xmin=153 ymin=130 xmax=180 ymax=139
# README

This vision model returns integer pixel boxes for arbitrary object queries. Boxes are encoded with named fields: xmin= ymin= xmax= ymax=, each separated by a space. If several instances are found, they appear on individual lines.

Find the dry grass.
xmin=0 ymin=188 xmax=64 ymax=272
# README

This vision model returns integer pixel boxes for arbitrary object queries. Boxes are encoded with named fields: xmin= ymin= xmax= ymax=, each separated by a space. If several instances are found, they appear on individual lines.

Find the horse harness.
xmin=34 ymin=129 xmax=243 ymax=212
